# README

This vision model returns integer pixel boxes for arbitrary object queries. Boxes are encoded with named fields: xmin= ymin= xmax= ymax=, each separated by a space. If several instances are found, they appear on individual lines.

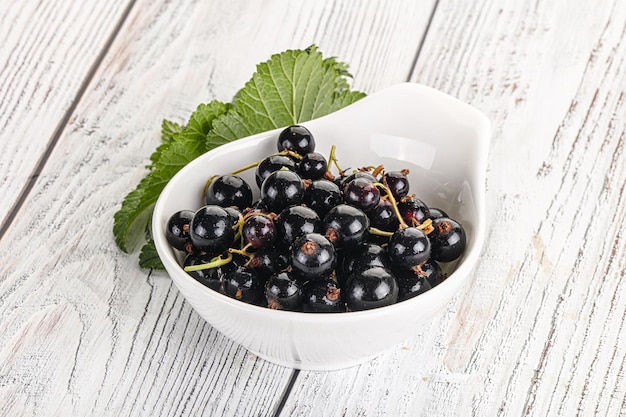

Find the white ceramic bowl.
xmin=152 ymin=83 xmax=490 ymax=371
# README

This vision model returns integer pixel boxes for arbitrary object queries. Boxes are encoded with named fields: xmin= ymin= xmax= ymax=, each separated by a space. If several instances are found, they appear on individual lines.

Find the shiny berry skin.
xmin=368 ymin=198 xmax=399 ymax=230
xmin=394 ymin=268 xmax=433 ymax=301
xmin=242 ymin=214 xmax=276 ymax=248
xmin=323 ymin=204 xmax=370 ymax=249
xmin=190 ymin=205 xmax=235 ymax=254
xmin=224 ymin=265 xmax=266 ymax=305
xmin=343 ymin=177 xmax=380 ymax=212
xmin=277 ymin=125 xmax=315 ymax=155
xmin=204 ymin=174 xmax=253 ymax=209
xmin=298 ymin=152 xmax=328 ymax=180
xmin=388 ymin=227 xmax=431 ymax=269
xmin=428 ymin=207 xmax=449 ymax=220
xmin=303 ymin=179 xmax=344 ymax=218
xmin=184 ymin=252 xmax=233 ymax=293
xmin=166 ymin=210 xmax=195 ymax=253
xmin=255 ymin=154 xmax=298 ymax=188
xmin=340 ymin=243 xmax=390 ymax=284
xmin=247 ymin=247 xmax=290 ymax=279
xmin=291 ymin=233 xmax=336 ymax=281
xmin=366 ymin=231 xmax=391 ymax=246
xmin=302 ymin=278 xmax=344 ymax=313
xmin=260 ymin=170 xmax=305 ymax=213
xmin=430 ymin=217 xmax=466 ymax=262
xmin=383 ymin=170 xmax=410 ymax=200
xmin=247 ymin=199 xmax=270 ymax=214
xmin=265 ymin=271 xmax=302 ymax=311
xmin=340 ymin=171 xmax=377 ymax=190
xmin=398 ymin=197 xmax=431 ymax=226
xmin=419 ymin=258 xmax=446 ymax=287
xmin=345 ymin=267 xmax=398 ymax=311
xmin=223 ymin=207 xmax=243 ymax=228
xmin=276 ymin=205 xmax=321 ymax=247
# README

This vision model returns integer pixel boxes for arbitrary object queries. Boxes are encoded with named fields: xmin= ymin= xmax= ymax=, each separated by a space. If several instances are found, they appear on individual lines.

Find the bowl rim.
xmin=152 ymin=82 xmax=491 ymax=323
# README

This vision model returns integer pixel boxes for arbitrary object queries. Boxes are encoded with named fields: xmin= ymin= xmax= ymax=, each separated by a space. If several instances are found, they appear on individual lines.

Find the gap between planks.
xmin=272 ymin=369 xmax=301 ymax=417
xmin=406 ymin=0 xmax=440 ymax=82
xmin=0 ymin=0 xmax=139 ymax=241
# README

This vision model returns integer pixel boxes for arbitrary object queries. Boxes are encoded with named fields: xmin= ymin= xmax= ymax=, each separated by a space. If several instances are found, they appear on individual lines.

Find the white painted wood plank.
xmin=279 ymin=1 xmax=626 ymax=416
xmin=0 ymin=0 xmax=131 ymax=224
xmin=0 ymin=0 xmax=436 ymax=415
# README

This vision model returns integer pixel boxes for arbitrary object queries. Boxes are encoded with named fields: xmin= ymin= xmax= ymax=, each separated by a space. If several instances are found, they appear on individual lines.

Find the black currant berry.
xmin=260 ymin=170 xmax=305 ymax=213
xmin=265 ymin=271 xmax=303 ymax=311
xmin=383 ymin=170 xmax=410 ymax=200
xmin=246 ymin=247 xmax=290 ymax=279
xmin=298 ymin=152 xmax=328 ymax=180
xmin=303 ymin=179 xmax=344 ymax=218
xmin=340 ymin=171 xmax=378 ymax=190
xmin=343 ymin=177 xmax=381 ymax=212
xmin=255 ymin=154 xmax=298 ymax=188
xmin=323 ymin=204 xmax=370 ymax=249
xmin=394 ymin=268 xmax=433 ymax=301
xmin=368 ymin=198 xmax=399 ymax=231
xmin=430 ymin=217 xmax=466 ymax=262
xmin=366 ymin=232 xmax=391 ymax=246
xmin=242 ymin=214 xmax=276 ymax=248
xmin=345 ymin=267 xmax=398 ymax=311
xmin=184 ymin=252 xmax=233 ymax=293
xmin=224 ymin=265 xmax=266 ymax=305
xmin=419 ymin=258 xmax=446 ymax=287
xmin=190 ymin=205 xmax=235 ymax=254
xmin=398 ymin=197 xmax=431 ymax=226
xmin=302 ymin=277 xmax=344 ymax=313
xmin=247 ymin=199 xmax=270 ymax=214
xmin=223 ymin=206 xmax=243 ymax=228
xmin=204 ymin=174 xmax=253 ymax=209
xmin=428 ymin=207 xmax=449 ymax=220
xmin=340 ymin=243 xmax=390 ymax=284
xmin=291 ymin=233 xmax=336 ymax=281
xmin=388 ymin=227 xmax=431 ymax=269
xmin=166 ymin=210 xmax=195 ymax=253
xmin=277 ymin=125 xmax=315 ymax=155
xmin=276 ymin=205 xmax=321 ymax=247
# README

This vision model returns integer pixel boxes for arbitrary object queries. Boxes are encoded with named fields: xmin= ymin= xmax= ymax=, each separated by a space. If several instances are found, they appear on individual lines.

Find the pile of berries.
xmin=165 ymin=125 xmax=466 ymax=312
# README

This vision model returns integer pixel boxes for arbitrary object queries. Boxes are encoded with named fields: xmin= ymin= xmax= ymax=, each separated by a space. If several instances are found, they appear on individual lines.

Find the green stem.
xmin=184 ymin=252 xmax=233 ymax=272
xmin=369 ymin=227 xmax=394 ymax=237
xmin=203 ymin=174 xmax=220 ymax=197
xmin=279 ymin=150 xmax=303 ymax=160
xmin=327 ymin=145 xmax=344 ymax=175
xmin=416 ymin=217 xmax=434 ymax=235
xmin=229 ymin=243 xmax=254 ymax=258
xmin=230 ymin=160 xmax=261 ymax=176
xmin=374 ymin=182 xmax=407 ymax=228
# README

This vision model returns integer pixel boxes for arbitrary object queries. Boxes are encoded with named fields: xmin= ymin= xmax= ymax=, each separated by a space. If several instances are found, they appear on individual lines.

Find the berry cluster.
xmin=165 ymin=125 xmax=466 ymax=312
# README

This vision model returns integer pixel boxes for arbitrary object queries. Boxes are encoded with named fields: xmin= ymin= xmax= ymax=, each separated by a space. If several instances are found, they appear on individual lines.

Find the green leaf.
xmin=149 ymin=119 xmax=184 ymax=165
xmin=139 ymin=240 xmax=164 ymax=269
xmin=161 ymin=119 xmax=184 ymax=144
xmin=206 ymin=45 xmax=366 ymax=147
xmin=114 ymin=100 xmax=228 ymax=252
xmin=113 ymin=45 xmax=366 ymax=268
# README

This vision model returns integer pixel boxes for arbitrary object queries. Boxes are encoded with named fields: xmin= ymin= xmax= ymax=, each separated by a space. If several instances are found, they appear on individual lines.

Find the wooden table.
xmin=2 ymin=1 xmax=625 ymax=415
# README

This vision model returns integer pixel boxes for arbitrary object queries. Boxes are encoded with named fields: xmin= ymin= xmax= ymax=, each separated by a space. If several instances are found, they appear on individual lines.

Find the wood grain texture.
xmin=0 ymin=0 xmax=131 ymax=226
xmin=279 ymin=1 xmax=626 ymax=416
xmin=0 ymin=0 xmax=436 ymax=415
